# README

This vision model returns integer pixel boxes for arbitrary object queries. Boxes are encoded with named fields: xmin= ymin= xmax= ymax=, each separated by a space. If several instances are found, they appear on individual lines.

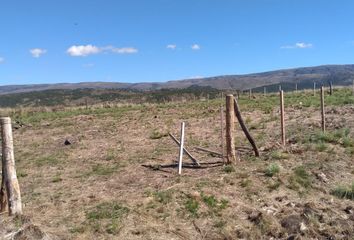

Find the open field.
xmin=1 ymin=88 xmax=354 ymax=239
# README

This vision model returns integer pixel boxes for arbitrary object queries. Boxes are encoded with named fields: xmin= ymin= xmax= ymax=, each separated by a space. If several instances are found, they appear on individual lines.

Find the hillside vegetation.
xmin=1 ymin=64 xmax=354 ymax=95
xmin=0 ymin=88 xmax=353 ymax=239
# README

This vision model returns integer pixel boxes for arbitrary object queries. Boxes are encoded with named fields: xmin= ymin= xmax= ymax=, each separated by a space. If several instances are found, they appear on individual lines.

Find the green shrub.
xmin=288 ymin=166 xmax=312 ymax=191
xmin=149 ymin=129 xmax=168 ymax=139
xmin=331 ymin=182 xmax=354 ymax=200
xmin=265 ymin=163 xmax=280 ymax=177
xmin=270 ymin=151 xmax=288 ymax=160
xmin=223 ymin=165 xmax=235 ymax=173
xmin=185 ymin=198 xmax=199 ymax=217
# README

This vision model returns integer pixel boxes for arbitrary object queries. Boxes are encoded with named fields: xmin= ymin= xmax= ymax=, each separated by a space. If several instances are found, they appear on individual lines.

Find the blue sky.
xmin=0 ymin=0 xmax=354 ymax=85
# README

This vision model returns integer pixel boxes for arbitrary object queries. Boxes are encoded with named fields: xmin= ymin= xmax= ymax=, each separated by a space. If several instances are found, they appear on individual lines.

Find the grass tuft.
xmin=265 ymin=163 xmax=280 ymax=177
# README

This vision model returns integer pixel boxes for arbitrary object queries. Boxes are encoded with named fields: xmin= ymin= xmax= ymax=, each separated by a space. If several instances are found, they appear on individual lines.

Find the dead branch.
xmin=168 ymin=133 xmax=200 ymax=166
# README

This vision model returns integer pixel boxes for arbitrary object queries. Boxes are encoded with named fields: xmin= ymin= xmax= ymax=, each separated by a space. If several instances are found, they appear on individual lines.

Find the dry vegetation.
xmin=0 ymin=89 xmax=354 ymax=239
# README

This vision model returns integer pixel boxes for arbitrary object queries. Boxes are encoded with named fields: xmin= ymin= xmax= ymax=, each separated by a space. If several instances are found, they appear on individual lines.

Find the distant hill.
xmin=1 ymin=64 xmax=354 ymax=95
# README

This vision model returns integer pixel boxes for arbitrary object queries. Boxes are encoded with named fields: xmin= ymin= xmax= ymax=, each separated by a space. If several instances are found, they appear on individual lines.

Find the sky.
xmin=0 ymin=0 xmax=354 ymax=85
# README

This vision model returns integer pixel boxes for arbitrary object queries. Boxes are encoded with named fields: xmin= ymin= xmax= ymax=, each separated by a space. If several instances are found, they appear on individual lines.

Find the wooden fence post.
xmin=295 ymin=83 xmax=298 ymax=93
xmin=248 ymin=89 xmax=252 ymax=99
xmin=280 ymin=91 xmax=285 ymax=146
xmin=329 ymin=81 xmax=333 ymax=95
xmin=225 ymin=95 xmax=236 ymax=164
xmin=220 ymin=92 xmax=225 ymax=163
xmin=320 ymin=87 xmax=326 ymax=132
xmin=263 ymin=87 xmax=266 ymax=96
xmin=313 ymin=82 xmax=316 ymax=96
xmin=0 ymin=117 xmax=22 ymax=215
xmin=178 ymin=122 xmax=185 ymax=175
xmin=233 ymin=98 xmax=260 ymax=157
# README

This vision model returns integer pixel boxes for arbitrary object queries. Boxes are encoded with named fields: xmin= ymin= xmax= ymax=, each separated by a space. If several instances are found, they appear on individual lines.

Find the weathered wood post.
xmin=295 ymin=83 xmax=298 ymax=93
xmin=220 ymin=92 xmax=225 ymax=163
xmin=313 ymin=82 xmax=316 ymax=96
xmin=280 ymin=90 xmax=285 ymax=146
xmin=225 ymin=95 xmax=236 ymax=164
xmin=248 ymin=89 xmax=252 ymax=99
xmin=279 ymin=85 xmax=282 ymax=91
xmin=329 ymin=81 xmax=333 ymax=95
xmin=0 ymin=163 xmax=6 ymax=212
xmin=178 ymin=122 xmax=185 ymax=175
xmin=320 ymin=87 xmax=326 ymax=132
xmin=233 ymin=98 xmax=260 ymax=157
xmin=0 ymin=117 xmax=22 ymax=215
xmin=263 ymin=87 xmax=267 ymax=96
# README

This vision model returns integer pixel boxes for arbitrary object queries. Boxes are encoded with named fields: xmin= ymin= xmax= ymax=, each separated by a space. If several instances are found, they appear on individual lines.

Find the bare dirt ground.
xmin=0 ymin=91 xmax=354 ymax=240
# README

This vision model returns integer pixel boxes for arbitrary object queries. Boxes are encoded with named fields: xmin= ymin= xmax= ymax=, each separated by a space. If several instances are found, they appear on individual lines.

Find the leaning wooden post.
xmin=280 ymin=91 xmax=286 ymax=146
xmin=178 ymin=122 xmax=185 ymax=175
xmin=225 ymin=95 xmax=236 ymax=164
xmin=320 ymin=87 xmax=326 ymax=132
xmin=0 ymin=117 xmax=22 ymax=215
xmin=233 ymin=98 xmax=260 ymax=157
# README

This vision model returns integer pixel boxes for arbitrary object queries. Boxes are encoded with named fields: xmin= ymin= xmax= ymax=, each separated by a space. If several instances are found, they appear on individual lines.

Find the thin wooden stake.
xmin=0 ymin=117 xmax=22 ymax=215
xmin=178 ymin=122 xmax=185 ymax=175
xmin=220 ymin=105 xmax=225 ymax=163
xmin=320 ymin=87 xmax=326 ymax=132
xmin=280 ymin=90 xmax=285 ymax=146
xmin=225 ymin=95 xmax=236 ymax=164
xmin=313 ymin=82 xmax=316 ymax=96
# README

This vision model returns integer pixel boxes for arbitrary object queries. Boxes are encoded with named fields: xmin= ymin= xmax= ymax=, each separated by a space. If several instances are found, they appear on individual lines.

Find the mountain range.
xmin=1 ymin=64 xmax=354 ymax=95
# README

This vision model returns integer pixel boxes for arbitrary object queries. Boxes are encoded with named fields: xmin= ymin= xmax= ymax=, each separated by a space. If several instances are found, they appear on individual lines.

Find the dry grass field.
xmin=1 ymin=89 xmax=354 ymax=239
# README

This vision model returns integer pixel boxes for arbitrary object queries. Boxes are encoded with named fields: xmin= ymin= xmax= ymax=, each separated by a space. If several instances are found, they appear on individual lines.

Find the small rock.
xmin=316 ymin=172 xmax=329 ymax=183
xmin=300 ymin=222 xmax=307 ymax=232
xmin=248 ymin=210 xmax=262 ymax=224
xmin=190 ymin=191 xmax=201 ymax=200
xmin=281 ymin=215 xmax=302 ymax=234
xmin=64 ymin=139 xmax=71 ymax=145
xmin=344 ymin=206 xmax=353 ymax=214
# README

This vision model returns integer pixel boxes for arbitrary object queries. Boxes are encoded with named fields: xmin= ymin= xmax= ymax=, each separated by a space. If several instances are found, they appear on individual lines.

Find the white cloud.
xmin=67 ymin=45 xmax=101 ymax=57
xmin=191 ymin=44 xmax=201 ymax=50
xmin=111 ymin=47 xmax=138 ymax=54
xmin=67 ymin=45 xmax=138 ymax=56
xmin=30 ymin=48 xmax=47 ymax=58
xmin=281 ymin=42 xmax=313 ymax=49
xmin=0 ymin=57 xmax=4 ymax=63
xmin=167 ymin=44 xmax=177 ymax=50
